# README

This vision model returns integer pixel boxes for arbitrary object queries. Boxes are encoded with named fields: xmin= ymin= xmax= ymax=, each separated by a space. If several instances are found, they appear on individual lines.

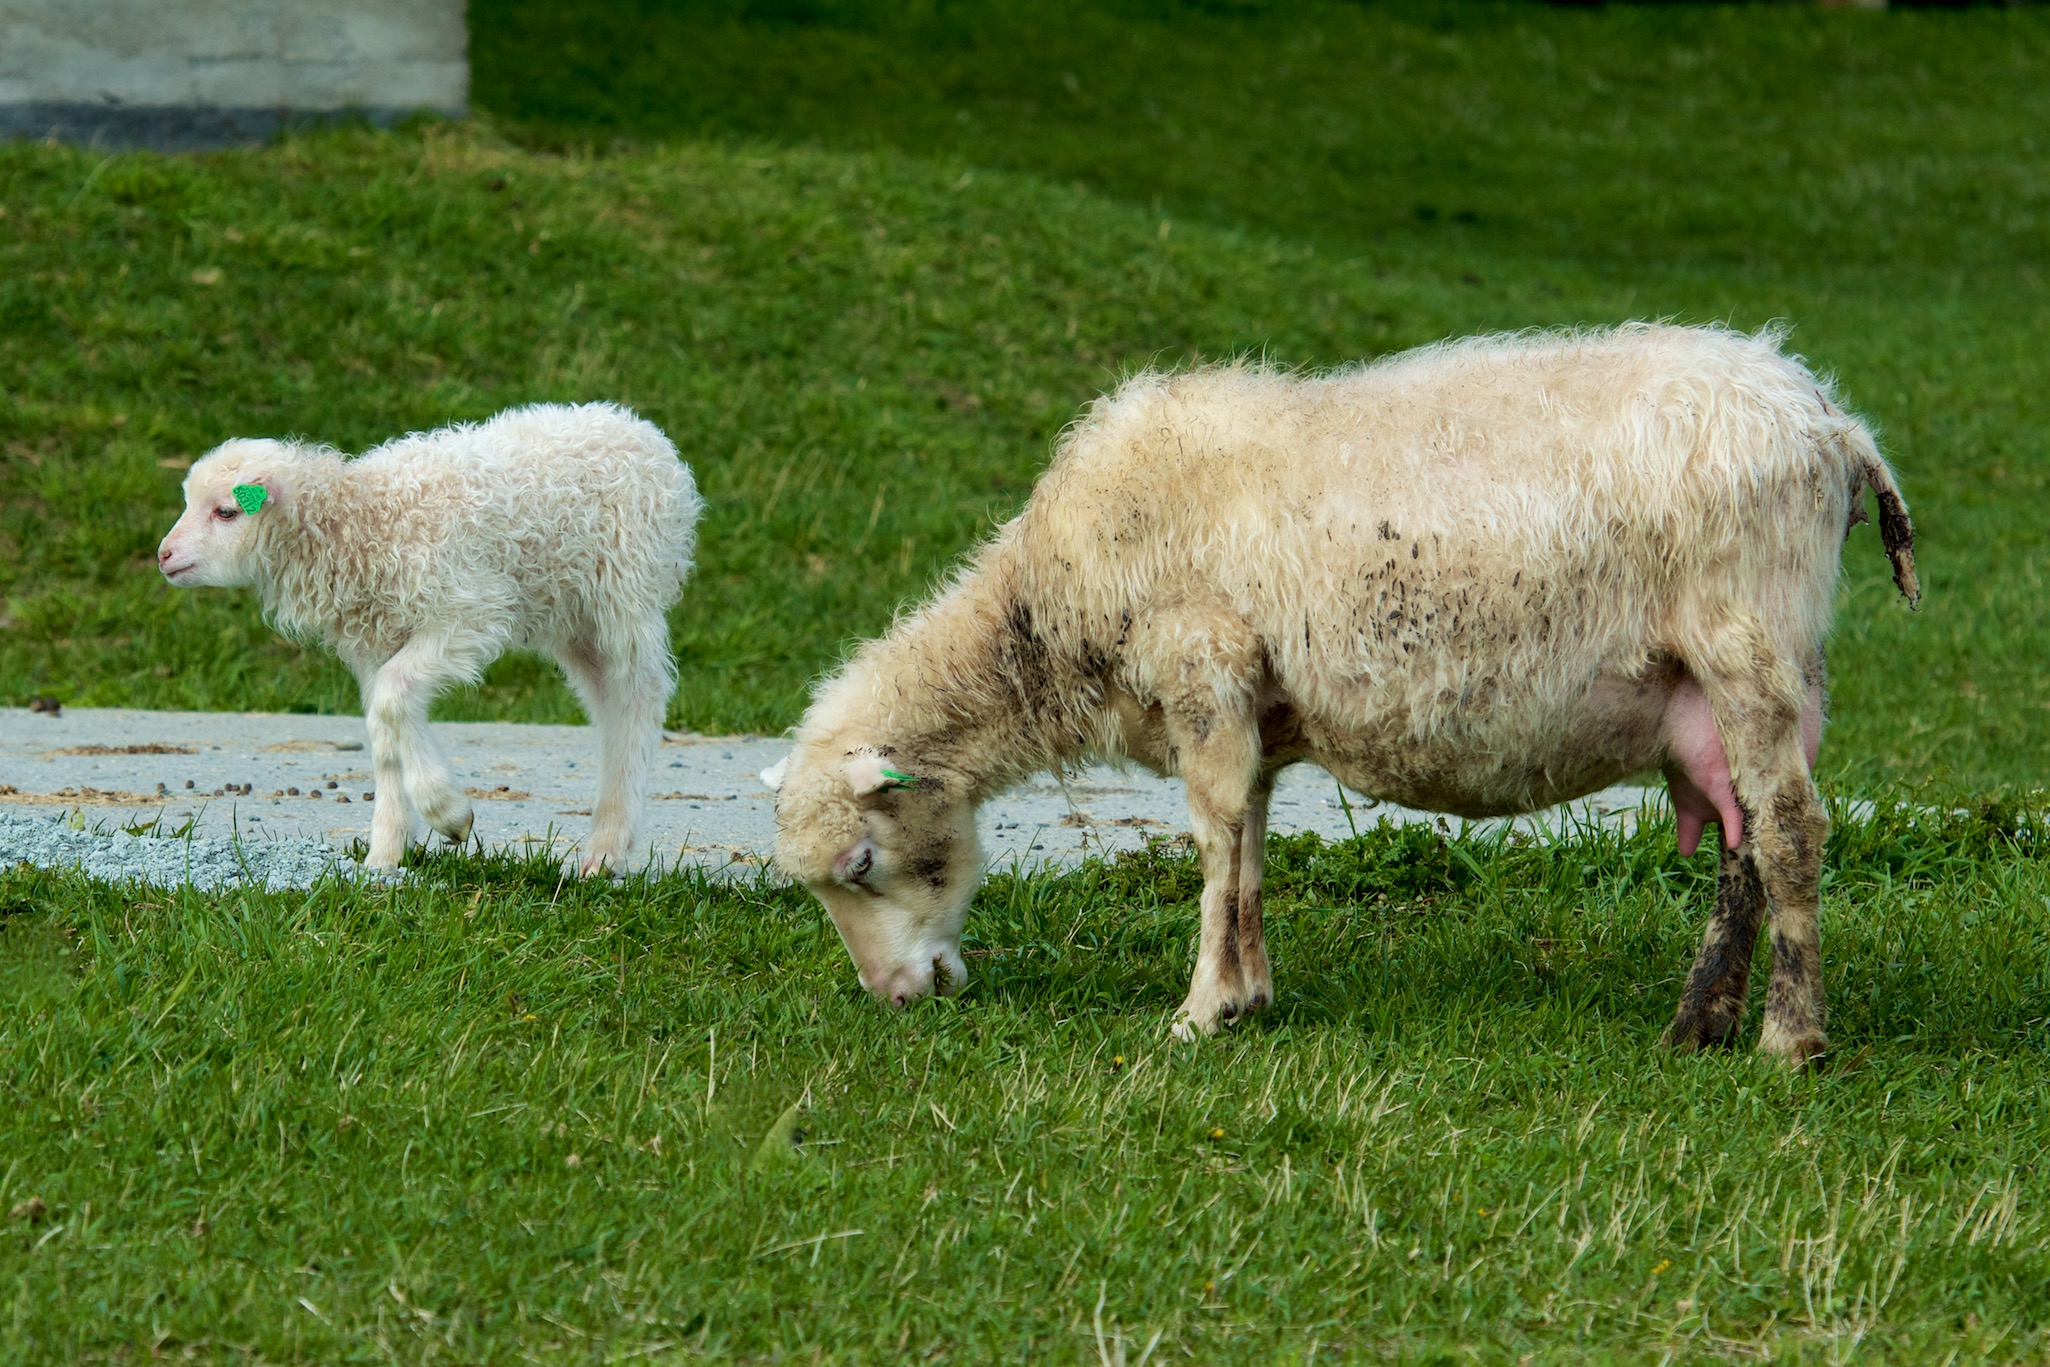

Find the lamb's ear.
xmin=231 ymin=467 xmax=290 ymax=513
xmin=833 ymin=837 xmax=879 ymax=886
xmin=844 ymin=751 xmax=920 ymax=796
xmin=758 ymin=753 xmax=791 ymax=791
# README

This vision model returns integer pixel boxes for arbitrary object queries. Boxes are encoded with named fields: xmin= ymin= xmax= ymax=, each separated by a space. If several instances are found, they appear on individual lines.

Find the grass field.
xmin=3 ymin=1 xmax=2049 ymax=1360
xmin=3 ymin=802 xmax=2047 ymax=1361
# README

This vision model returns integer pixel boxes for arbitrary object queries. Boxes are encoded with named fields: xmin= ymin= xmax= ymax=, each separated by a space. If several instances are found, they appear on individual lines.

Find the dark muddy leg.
xmin=1667 ymin=841 xmax=1766 ymax=1050
xmin=1754 ymin=782 xmax=1830 ymax=1065
xmin=1698 ymin=653 xmax=1831 ymax=1067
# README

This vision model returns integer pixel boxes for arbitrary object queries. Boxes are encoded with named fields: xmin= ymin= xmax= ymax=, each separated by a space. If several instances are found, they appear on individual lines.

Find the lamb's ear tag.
xmin=232 ymin=483 xmax=268 ymax=515
xmin=879 ymin=768 xmax=920 ymax=792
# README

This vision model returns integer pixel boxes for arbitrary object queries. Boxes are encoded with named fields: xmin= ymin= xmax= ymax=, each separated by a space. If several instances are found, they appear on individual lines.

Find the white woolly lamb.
xmin=157 ymin=402 xmax=703 ymax=874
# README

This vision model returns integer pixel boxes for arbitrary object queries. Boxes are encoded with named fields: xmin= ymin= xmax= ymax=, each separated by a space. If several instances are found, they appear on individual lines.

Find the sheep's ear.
xmin=758 ymin=753 xmax=791 ymax=791
xmin=845 ymin=752 xmax=920 ymax=796
xmin=833 ymin=837 xmax=879 ymax=886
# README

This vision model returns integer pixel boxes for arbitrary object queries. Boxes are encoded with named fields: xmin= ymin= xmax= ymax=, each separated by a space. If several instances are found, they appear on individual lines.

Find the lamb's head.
xmin=157 ymin=440 xmax=293 ymax=588
xmin=768 ymin=743 xmax=980 ymax=1008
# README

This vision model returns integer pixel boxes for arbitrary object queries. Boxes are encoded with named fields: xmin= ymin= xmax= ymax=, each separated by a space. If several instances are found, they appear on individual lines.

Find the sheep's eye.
xmin=213 ymin=506 xmax=239 ymax=522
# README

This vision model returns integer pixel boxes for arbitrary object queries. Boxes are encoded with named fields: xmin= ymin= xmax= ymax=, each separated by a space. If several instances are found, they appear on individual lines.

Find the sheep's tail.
xmin=1848 ymin=428 xmax=1920 ymax=609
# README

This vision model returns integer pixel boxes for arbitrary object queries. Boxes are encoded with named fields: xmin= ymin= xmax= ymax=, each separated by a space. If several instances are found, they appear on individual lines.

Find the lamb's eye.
xmin=213 ymin=506 xmax=240 ymax=522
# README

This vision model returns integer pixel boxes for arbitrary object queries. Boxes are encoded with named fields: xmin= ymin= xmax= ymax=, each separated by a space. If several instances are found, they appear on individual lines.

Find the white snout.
xmin=860 ymin=944 xmax=969 ymax=1009
xmin=157 ymin=534 xmax=198 ymax=582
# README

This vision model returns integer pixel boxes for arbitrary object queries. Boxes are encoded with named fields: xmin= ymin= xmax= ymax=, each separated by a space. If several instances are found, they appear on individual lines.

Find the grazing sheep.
xmin=767 ymin=324 xmax=1918 ymax=1065
xmin=158 ymin=403 xmax=703 ymax=874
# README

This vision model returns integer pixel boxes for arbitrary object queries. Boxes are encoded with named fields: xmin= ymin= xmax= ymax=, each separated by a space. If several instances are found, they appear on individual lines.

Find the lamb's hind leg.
xmin=559 ymin=634 xmax=671 ymax=876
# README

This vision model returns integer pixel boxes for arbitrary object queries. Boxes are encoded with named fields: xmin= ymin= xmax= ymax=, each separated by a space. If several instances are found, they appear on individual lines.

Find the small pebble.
xmin=336 ymin=795 xmax=350 ymax=804
xmin=287 ymin=787 xmax=300 ymax=796
xmin=326 ymin=780 xmax=338 ymax=790
xmin=184 ymin=779 xmax=195 ymax=789
xmin=362 ymin=792 xmax=375 ymax=802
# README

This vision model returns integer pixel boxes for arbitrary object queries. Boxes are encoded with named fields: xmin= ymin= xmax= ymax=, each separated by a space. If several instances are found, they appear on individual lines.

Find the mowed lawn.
xmin=2 ymin=805 xmax=2048 ymax=1362
xmin=3 ymin=1 xmax=2049 ymax=1361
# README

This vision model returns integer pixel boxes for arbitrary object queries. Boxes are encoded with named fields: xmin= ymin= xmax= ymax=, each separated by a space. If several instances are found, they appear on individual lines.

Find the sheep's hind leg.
xmin=1696 ymin=655 xmax=1830 ymax=1066
xmin=1667 ymin=842 xmax=1766 ymax=1050
xmin=365 ymin=634 xmax=484 ymax=860
xmin=560 ymin=637 xmax=670 ymax=876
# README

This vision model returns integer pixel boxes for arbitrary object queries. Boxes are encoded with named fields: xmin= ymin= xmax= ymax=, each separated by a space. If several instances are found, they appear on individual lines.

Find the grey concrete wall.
xmin=1 ymin=0 xmax=467 ymax=149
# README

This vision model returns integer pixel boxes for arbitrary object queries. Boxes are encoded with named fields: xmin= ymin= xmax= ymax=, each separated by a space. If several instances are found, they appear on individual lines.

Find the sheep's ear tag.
xmin=879 ymin=768 xmax=920 ymax=792
xmin=232 ymin=483 xmax=267 ymax=515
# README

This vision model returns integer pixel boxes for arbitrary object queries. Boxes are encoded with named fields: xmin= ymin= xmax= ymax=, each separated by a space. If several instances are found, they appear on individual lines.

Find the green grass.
xmin=1 ymin=0 xmax=2046 ymax=786
xmin=2 ymin=797 xmax=2047 ymax=1361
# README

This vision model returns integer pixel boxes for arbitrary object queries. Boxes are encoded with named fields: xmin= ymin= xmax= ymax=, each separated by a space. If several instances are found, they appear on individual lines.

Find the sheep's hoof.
xmin=1757 ymin=1024 xmax=1827 ymax=1070
xmin=1665 ymin=1005 xmax=1745 ymax=1053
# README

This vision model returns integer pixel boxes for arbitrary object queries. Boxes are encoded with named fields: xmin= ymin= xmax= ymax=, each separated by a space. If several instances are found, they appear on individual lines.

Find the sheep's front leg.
xmin=362 ymin=635 xmax=481 ymax=867
xmin=1170 ymin=735 xmax=1269 ymax=1041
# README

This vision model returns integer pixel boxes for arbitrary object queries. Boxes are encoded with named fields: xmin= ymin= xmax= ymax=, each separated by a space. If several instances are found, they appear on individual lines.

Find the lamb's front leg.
xmin=356 ymin=659 xmax=416 ymax=869
xmin=362 ymin=634 xmax=481 ymax=866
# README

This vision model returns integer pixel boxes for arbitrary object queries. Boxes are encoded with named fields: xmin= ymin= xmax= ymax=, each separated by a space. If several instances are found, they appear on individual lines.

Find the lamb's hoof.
xmin=1757 ymin=1024 xmax=1827 ymax=1069
xmin=432 ymin=805 xmax=475 ymax=845
xmin=364 ymin=844 xmax=403 ymax=871
xmin=580 ymin=830 xmax=631 ymax=878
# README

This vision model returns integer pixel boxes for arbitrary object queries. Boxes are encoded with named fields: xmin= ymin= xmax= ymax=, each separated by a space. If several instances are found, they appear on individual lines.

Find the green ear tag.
xmin=232 ymin=483 xmax=268 ymax=515
xmin=879 ymin=767 xmax=919 ymax=791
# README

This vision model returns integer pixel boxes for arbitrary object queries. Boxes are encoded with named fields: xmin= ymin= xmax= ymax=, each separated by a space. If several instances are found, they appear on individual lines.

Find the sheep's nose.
xmin=157 ymin=546 xmax=172 ymax=564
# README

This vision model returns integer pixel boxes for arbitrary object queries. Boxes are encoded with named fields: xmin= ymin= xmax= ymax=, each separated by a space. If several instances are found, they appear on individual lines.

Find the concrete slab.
xmin=1 ymin=0 xmax=466 ymax=150
xmin=0 ymin=707 xmax=1669 ymax=874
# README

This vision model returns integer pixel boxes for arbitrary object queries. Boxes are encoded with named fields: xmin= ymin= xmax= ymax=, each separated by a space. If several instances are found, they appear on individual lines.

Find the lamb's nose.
xmin=157 ymin=545 xmax=173 ymax=564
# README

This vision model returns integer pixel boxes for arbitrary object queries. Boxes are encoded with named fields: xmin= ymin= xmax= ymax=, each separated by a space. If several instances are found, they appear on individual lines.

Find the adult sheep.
xmin=767 ymin=324 xmax=1918 ymax=1065
xmin=158 ymin=402 xmax=702 ymax=875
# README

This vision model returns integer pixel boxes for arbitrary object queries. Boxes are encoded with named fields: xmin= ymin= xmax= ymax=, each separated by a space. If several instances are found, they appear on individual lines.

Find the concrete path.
xmin=1 ymin=707 xmax=1667 ymax=873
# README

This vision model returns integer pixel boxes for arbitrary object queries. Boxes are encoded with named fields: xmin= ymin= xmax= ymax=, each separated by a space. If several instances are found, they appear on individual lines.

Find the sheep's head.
xmin=157 ymin=440 xmax=290 ymax=588
xmin=767 ymin=743 xmax=980 ymax=1008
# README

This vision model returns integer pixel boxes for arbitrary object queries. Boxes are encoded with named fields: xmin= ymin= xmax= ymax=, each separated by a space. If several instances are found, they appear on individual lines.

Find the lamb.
xmin=766 ymin=323 xmax=1919 ymax=1066
xmin=157 ymin=402 xmax=703 ymax=874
